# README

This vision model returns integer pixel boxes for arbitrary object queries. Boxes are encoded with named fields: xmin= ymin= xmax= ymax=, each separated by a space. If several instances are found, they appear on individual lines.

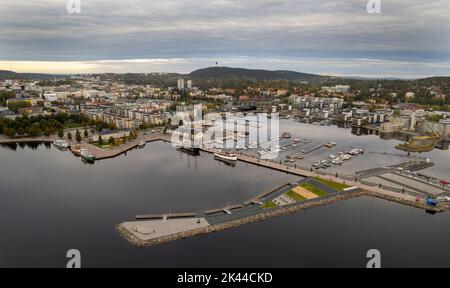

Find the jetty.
xmin=86 ymin=133 xmax=171 ymax=160
xmin=0 ymin=132 xmax=172 ymax=161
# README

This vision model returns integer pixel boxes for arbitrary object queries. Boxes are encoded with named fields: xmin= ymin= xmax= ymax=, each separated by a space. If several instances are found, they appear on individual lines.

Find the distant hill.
xmin=0 ymin=70 xmax=66 ymax=80
xmin=0 ymin=70 xmax=19 ymax=79
xmin=188 ymin=67 xmax=324 ymax=81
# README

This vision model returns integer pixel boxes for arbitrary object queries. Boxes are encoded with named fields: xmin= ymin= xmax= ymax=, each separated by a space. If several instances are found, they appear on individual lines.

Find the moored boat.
xmin=281 ymin=132 xmax=292 ymax=139
xmin=70 ymin=145 xmax=82 ymax=156
xmin=214 ymin=150 xmax=238 ymax=161
xmin=53 ymin=140 xmax=69 ymax=149
xmin=80 ymin=148 xmax=96 ymax=162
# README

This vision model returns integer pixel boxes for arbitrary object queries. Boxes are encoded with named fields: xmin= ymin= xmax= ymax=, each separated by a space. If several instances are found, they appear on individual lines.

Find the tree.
xmin=29 ymin=127 xmax=39 ymax=137
xmin=0 ymin=113 xmax=110 ymax=139
xmin=7 ymin=101 xmax=32 ymax=113
xmin=84 ymin=129 xmax=89 ymax=138
xmin=128 ymin=130 xmax=137 ymax=140
xmin=15 ymin=127 xmax=24 ymax=136
xmin=44 ymin=128 xmax=51 ymax=137
xmin=3 ymin=127 xmax=16 ymax=137
xmin=98 ymin=135 xmax=103 ymax=145
xmin=122 ymin=136 xmax=127 ymax=143
xmin=67 ymin=132 xmax=72 ymax=140
xmin=108 ymin=136 xmax=115 ymax=145
xmin=179 ymin=120 xmax=183 ymax=126
xmin=58 ymin=130 xmax=64 ymax=138
xmin=75 ymin=129 xmax=82 ymax=143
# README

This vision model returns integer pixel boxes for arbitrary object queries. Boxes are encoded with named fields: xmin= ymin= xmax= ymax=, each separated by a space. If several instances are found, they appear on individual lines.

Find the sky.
xmin=0 ymin=0 xmax=449 ymax=78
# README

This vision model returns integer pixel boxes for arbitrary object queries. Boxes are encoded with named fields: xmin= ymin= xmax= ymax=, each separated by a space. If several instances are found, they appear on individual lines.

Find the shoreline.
xmin=0 ymin=136 xmax=56 ymax=144
xmin=116 ymin=190 xmax=449 ymax=247
xmin=0 ymin=133 xmax=171 ymax=160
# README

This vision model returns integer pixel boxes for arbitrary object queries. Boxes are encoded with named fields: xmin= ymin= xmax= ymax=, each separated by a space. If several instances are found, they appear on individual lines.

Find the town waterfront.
xmin=1 ymin=123 xmax=450 ymax=267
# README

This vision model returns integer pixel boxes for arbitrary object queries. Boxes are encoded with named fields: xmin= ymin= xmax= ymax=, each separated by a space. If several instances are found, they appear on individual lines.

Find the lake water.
xmin=0 ymin=123 xmax=449 ymax=268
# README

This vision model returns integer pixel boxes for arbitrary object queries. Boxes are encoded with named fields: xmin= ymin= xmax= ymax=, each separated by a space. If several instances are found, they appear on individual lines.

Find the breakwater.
xmin=117 ymin=189 xmax=449 ymax=247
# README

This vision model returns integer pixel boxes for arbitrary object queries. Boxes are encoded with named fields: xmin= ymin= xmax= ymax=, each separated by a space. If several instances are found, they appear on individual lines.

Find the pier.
xmin=0 ymin=132 xmax=172 ymax=161
xmin=86 ymin=133 xmax=171 ymax=160
xmin=118 ymin=185 xmax=450 ymax=247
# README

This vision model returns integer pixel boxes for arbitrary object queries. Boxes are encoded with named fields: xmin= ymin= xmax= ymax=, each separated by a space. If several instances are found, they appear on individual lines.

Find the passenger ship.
xmin=214 ymin=150 xmax=238 ymax=161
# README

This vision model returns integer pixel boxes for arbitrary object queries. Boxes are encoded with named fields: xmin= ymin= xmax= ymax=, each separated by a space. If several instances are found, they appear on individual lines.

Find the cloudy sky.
xmin=0 ymin=0 xmax=449 ymax=78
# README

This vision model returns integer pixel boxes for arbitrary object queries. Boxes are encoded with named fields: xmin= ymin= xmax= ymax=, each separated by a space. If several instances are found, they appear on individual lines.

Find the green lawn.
xmin=63 ymin=122 xmax=84 ymax=129
xmin=262 ymin=200 xmax=277 ymax=209
xmin=300 ymin=183 xmax=328 ymax=197
xmin=315 ymin=177 xmax=351 ymax=191
xmin=285 ymin=190 xmax=307 ymax=202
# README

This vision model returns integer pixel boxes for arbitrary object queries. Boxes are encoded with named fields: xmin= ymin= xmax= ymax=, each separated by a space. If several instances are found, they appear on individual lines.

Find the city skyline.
xmin=0 ymin=0 xmax=449 ymax=78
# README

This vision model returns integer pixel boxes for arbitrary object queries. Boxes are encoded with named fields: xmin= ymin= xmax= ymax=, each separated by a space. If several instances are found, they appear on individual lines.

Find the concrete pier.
xmin=120 ymin=218 xmax=210 ymax=242
xmin=117 ymin=190 xmax=450 ymax=247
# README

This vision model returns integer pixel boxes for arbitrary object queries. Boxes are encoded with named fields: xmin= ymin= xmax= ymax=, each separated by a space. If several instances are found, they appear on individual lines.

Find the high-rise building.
xmin=186 ymin=80 xmax=192 ymax=89
xmin=177 ymin=79 xmax=185 ymax=90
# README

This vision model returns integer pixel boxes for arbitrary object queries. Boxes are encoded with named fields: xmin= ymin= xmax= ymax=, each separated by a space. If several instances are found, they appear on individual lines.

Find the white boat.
xmin=53 ymin=140 xmax=69 ymax=149
xmin=342 ymin=154 xmax=352 ymax=161
xmin=349 ymin=149 xmax=361 ymax=155
xmin=214 ymin=150 xmax=238 ymax=161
